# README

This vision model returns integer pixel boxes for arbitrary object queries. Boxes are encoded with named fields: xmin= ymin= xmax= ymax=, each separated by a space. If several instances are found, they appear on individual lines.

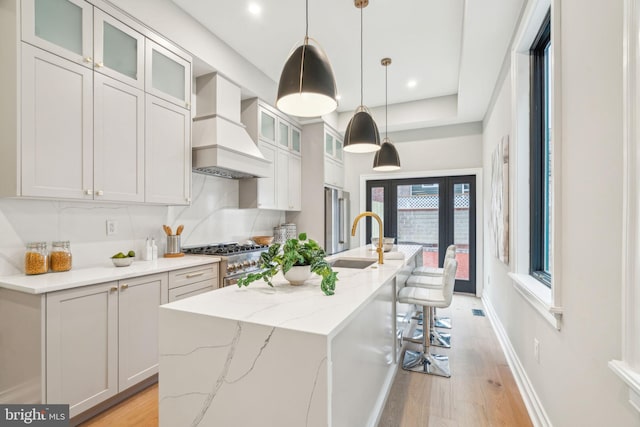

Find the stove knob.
xmin=227 ymin=264 xmax=235 ymax=273
xmin=250 ymin=260 xmax=257 ymax=267
xmin=234 ymin=263 xmax=242 ymax=271
xmin=243 ymin=261 xmax=250 ymax=268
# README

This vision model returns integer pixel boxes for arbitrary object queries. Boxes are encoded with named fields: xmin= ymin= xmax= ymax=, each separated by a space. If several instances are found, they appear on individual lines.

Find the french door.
xmin=366 ymin=175 xmax=476 ymax=294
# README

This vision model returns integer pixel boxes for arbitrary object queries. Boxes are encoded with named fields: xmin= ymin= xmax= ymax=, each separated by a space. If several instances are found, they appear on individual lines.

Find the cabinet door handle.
xmin=84 ymin=189 xmax=93 ymax=195
xmin=83 ymin=56 xmax=93 ymax=63
xmin=186 ymin=272 xmax=204 ymax=279
xmin=96 ymin=190 xmax=104 ymax=196
xmin=95 ymin=61 xmax=104 ymax=68
xmin=121 ymin=284 xmax=129 ymax=290
xmin=110 ymin=286 xmax=118 ymax=292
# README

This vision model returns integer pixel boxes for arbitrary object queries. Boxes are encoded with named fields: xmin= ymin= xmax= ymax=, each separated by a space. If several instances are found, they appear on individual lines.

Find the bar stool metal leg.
xmin=402 ymin=306 xmax=451 ymax=377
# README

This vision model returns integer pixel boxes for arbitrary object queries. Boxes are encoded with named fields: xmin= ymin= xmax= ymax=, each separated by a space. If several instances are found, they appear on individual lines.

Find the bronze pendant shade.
xmin=344 ymin=108 xmax=381 ymax=153
xmin=343 ymin=0 xmax=380 ymax=153
xmin=373 ymin=138 xmax=401 ymax=171
xmin=276 ymin=42 xmax=338 ymax=117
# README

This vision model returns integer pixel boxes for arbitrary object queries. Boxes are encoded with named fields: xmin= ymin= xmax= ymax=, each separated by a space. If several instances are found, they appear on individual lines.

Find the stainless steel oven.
xmin=182 ymin=243 xmax=269 ymax=287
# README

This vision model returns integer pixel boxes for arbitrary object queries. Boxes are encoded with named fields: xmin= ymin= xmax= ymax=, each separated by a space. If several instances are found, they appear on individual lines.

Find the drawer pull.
xmin=186 ymin=272 xmax=205 ymax=279
xmin=110 ymin=286 xmax=117 ymax=292
xmin=121 ymin=284 xmax=129 ymax=290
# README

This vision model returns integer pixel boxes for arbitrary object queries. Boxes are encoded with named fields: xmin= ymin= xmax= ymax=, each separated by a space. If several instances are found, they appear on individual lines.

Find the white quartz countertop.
xmin=161 ymin=245 xmax=422 ymax=337
xmin=0 ymin=256 xmax=219 ymax=294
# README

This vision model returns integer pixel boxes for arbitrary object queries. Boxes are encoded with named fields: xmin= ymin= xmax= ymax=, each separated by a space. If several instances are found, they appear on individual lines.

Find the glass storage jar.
xmin=25 ymin=242 xmax=48 ymax=275
xmin=50 ymin=241 xmax=72 ymax=272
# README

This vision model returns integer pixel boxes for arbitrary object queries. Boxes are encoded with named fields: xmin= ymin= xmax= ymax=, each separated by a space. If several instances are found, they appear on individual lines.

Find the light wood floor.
xmin=79 ymin=294 xmax=532 ymax=427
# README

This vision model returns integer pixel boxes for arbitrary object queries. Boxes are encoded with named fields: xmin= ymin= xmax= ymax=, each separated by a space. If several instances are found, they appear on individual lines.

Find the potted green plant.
xmin=237 ymin=233 xmax=338 ymax=296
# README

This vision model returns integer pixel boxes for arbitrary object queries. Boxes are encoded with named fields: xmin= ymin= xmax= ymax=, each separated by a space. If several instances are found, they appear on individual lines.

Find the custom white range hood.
xmin=192 ymin=73 xmax=270 ymax=179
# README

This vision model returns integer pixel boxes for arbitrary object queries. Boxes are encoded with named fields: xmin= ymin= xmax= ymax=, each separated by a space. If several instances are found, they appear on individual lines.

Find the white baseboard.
xmin=482 ymin=295 xmax=552 ymax=427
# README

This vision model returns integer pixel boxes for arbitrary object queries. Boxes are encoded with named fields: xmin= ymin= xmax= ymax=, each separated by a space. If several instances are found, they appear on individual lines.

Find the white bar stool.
xmin=410 ymin=244 xmax=456 ymax=330
xmin=398 ymin=259 xmax=457 ymax=377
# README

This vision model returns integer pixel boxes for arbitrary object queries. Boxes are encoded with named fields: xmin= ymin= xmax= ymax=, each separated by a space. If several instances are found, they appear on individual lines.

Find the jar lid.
xmin=26 ymin=241 xmax=46 ymax=247
xmin=52 ymin=241 xmax=70 ymax=245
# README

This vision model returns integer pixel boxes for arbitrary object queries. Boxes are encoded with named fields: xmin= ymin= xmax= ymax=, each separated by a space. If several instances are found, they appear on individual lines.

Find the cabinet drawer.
xmin=168 ymin=280 xmax=214 ymax=302
xmin=169 ymin=263 xmax=218 ymax=289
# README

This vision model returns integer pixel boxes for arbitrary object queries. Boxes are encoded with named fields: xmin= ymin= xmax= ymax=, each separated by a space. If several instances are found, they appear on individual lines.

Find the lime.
xmin=112 ymin=252 xmax=126 ymax=258
xmin=127 ymin=250 xmax=135 ymax=258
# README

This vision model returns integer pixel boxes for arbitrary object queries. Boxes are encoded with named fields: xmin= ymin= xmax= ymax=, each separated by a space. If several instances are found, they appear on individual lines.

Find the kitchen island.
xmin=158 ymin=245 xmax=421 ymax=427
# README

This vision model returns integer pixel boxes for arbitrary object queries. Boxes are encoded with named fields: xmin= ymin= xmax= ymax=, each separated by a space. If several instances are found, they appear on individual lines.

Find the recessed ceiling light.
xmin=248 ymin=3 xmax=261 ymax=16
xmin=407 ymin=79 xmax=417 ymax=88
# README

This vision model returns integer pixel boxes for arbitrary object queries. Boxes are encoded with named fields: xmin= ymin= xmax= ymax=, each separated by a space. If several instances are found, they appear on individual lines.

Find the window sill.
xmin=609 ymin=360 xmax=640 ymax=413
xmin=508 ymin=273 xmax=562 ymax=329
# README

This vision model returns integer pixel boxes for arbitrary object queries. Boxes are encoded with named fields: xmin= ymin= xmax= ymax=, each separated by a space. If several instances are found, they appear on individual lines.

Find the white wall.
xmin=344 ymin=124 xmax=483 ymax=246
xmin=0 ymin=174 xmax=283 ymax=276
xmin=482 ymin=0 xmax=639 ymax=425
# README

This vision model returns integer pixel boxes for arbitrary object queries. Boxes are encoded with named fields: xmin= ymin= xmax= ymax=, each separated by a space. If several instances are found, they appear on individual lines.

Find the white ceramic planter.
xmin=283 ymin=265 xmax=312 ymax=285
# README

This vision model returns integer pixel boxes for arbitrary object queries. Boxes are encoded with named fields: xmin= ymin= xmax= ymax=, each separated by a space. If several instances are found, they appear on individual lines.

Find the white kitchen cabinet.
xmin=46 ymin=273 xmax=167 ymax=417
xmin=276 ymin=149 xmax=302 ymax=211
xmin=46 ymin=281 xmax=119 ymax=416
xmin=288 ymin=154 xmax=302 ymax=210
xmin=145 ymin=40 xmax=191 ymax=110
xmin=324 ymin=157 xmax=345 ymax=189
xmin=323 ymin=127 xmax=345 ymax=188
xmin=168 ymin=264 xmax=219 ymax=301
xmin=93 ymin=8 xmax=145 ymax=90
xmin=94 ymin=73 xmax=145 ymax=202
xmin=1 ymin=0 xmax=192 ymax=204
xmin=285 ymin=122 xmax=344 ymax=247
xmin=21 ymin=0 xmax=93 ymax=68
xmin=21 ymin=44 xmax=94 ymax=200
xmin=21 ymin=44 xmax=145 ymax=202
xmin=145 ymin=95 xmax=191 ymax=205
xmin=118 ymin=273 xmax=168 ymax=390
xmin=240 ymin=99 xmax=302 ymax=211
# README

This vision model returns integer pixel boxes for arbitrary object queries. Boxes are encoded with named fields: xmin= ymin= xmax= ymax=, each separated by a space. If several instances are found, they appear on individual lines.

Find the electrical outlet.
xmin=106 ymin=220 xmax=118 ymax=236
xmin=534 ymin=338 xmax=540 ymax=363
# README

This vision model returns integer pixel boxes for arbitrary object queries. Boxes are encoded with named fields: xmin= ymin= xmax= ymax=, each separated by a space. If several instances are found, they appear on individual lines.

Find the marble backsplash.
xmin=0 ymin=173 xmax=284 ymax=276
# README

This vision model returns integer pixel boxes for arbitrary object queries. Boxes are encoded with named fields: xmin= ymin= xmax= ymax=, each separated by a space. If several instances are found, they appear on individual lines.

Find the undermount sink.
xmin=329 ymin=258 xmax=377 ymax=269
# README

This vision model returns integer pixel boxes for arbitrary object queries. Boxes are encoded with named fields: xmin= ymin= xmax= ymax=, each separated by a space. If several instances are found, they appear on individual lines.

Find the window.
xmin=529 ymin=11 xmax=552 ymax=287
xmin=509 ymin=0 xmax=561 ymax=329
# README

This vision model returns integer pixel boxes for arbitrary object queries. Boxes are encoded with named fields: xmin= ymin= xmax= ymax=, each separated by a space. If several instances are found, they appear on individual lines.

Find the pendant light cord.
xmin=305 ymin=0 xmax=309 ymax=43
xmin=360 ymin=5 xmax=364 ymax=106
xmin=385 ymin=62 xmax=388 ymax=139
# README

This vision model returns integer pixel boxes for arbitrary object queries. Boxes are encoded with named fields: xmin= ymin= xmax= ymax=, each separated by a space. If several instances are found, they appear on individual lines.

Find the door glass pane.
xmin=35 ymin=0 xmax=83 ymax=55
xmin=335 ymin=139 xmax=343 ymax=161
xmin=260 ymin=111 xmax=275 ymax=141
xmin=370 ymin=186 xmax=384 ymax=241
xmin=397 ymin=183 xmax=440 ymax=268
xmin=453 ymin=183 xmax=470 ymax=280
xmin=278 ymin=122 xmax=289 ymax=148
xmin=325 ymin=133 xmax=334 ymax=156
xmin=103 ymin=22 xmax=138 ymax=80
xmin=291 ymin=128 xmax=301 ymax=152
xmin=152 ymin=50 xmax=185 ymax=101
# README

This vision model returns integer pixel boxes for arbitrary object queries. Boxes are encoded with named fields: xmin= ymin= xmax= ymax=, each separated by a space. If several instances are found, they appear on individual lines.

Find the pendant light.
xmin=276 ymin=0 xmax=338 ymax=117
xmin=373 ymin=58 xmax=401 ymax=171
xmin=343 ymin=0 xmax=381 ymax=153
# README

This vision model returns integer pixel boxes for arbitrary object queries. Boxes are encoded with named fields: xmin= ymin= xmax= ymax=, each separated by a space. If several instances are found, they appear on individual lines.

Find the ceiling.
xmin=171 ymin=0 xmax=524 ymax=128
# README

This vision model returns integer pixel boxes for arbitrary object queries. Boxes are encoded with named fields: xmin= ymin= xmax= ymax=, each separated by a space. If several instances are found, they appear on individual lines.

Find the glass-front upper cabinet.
xmin=259 ymin=110 xmax=276 ymax=143
xmin=145 ymin=40 xmax=191 ymax=109
xmin=21 ymin=0 xmax=93 ymax=67
xmin=278 ymin=121 xmax=290 ymax=149
xmin=93 ymin=9 xmax=144 ymax=89
xmin=291 ymin=127 xmax=301 ymax=154
xmin=335 ymin=138 xmax=343 ymax=161
xmin=325 ymin=132 xmax=334 ymax=157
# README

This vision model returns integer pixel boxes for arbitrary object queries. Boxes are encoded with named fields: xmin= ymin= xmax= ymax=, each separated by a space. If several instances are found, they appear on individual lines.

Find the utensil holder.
xmin=166 ymin=235 xmax=181 ymax=254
